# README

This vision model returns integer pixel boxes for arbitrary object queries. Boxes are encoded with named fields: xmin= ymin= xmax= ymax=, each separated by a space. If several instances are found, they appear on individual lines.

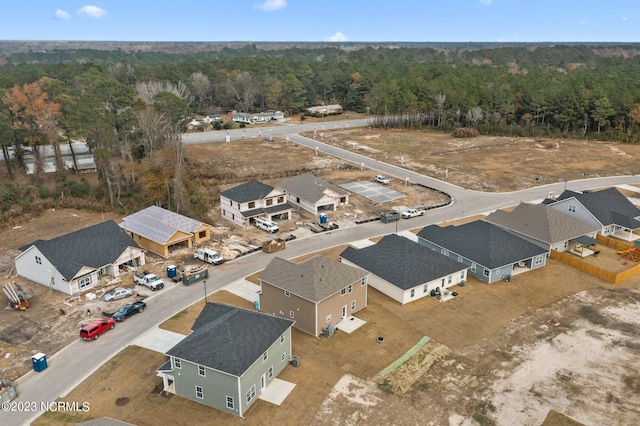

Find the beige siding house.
xmin=219 ymin=180 xmax=292 ymax=227
xmin=259 ymin=255 xmax=369 ymax=337
xmin=277 ymin=174 xmax=350 ymax=215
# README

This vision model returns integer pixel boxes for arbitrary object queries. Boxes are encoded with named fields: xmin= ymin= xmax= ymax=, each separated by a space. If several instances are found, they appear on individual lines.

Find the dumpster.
xmin=32 ymin=352 xmax=47 ymax=372
xmin=319 ymin=213 xmax=327 ymax=224
xmin=166 ymin=265 xmax=177 ymax=279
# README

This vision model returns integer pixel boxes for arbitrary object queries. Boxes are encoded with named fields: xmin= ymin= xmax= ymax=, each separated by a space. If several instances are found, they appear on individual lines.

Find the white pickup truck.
xmin=401 ymin=208 xmax=425 ymax=219
xmin=133 ymin=272 xmax=165 ymax=291
xmin=254 ymin=217 xmax=279 ymax=233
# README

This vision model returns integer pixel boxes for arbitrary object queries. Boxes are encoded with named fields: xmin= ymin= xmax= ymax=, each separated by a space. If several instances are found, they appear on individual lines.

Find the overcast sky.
xmin=0 ymin=1 xmax=637 ymax=42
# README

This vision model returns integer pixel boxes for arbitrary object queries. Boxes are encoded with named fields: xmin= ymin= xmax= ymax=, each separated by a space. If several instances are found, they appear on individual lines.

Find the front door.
xmin=342 ymin=305 xmax=347 ymax=318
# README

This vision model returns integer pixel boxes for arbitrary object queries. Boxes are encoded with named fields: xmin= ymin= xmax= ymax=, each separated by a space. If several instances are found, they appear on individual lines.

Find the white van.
xmin=254 ymin=217 xmax=279 ymax=233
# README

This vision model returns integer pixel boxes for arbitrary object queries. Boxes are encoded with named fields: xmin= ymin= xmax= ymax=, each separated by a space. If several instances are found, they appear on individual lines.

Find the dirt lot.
xmin=3 ymin=127 xmax=640 ymax=425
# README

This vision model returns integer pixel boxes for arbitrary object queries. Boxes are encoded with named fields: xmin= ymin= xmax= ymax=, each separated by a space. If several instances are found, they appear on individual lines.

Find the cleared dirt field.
xmin=4 ymin=127 xmax=640 ymax=425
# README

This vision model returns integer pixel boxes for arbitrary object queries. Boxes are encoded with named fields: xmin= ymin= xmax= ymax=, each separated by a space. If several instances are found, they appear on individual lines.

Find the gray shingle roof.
xmin=556 ymin=188 xmax=640 ymax=229
xmin=278 ymin=174 xmax=349 ymax=204
xmin=19 ymin=220 xmax=139 ymax=281
xmin=485 ymin=202 xmax=599 ymax=245
xmin=259 ymin=255 xmax=369 ymax=303
xmin=166 ymin=303 xmax=294 ymax=376
xmin=340 ymin=234 xmax=466 ymax=290
xmin=417 ymin=220 xmax=548 ymax=269
xmin=241 ymin=202 xmax=293 ymax=218
xmin=220 ymin=181 xmax=276 ymax=203
xmin=120 ymin=206 xmax=208 ymax=245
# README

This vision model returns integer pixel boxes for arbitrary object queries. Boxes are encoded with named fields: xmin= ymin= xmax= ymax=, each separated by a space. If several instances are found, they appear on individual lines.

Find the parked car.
xmin=79 ymin=318 xmax=115 ymax=340
xmin=133 ymin=272 xmax=165 ymax=291
xmin=108 ymin=301 xmax=147 ymax=322
xmin=102 ymin=287 xmax=134 ymax=302
xmin=375 ymin=175 xmax=390 ymax=184
xmin=401 ymin=208 xmax=426 ymax=219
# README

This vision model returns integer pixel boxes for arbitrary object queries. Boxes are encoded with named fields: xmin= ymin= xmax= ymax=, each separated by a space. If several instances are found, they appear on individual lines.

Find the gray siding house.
xmin=157 ymin=303 xmax=294 ymax=417
xmin=340 ymin=234 xmax=468 ymax=305
xmin=259 ymin=255 xmax=369 ymax=337
xmin=219 ymin=180 xmax=292 ymax=227
xmin=14 ymin=220 xmax=144 ymax=295
xmin=485 ymin=202 xmax=600 ymax=253
xmin=417 ymin=220 xmax=549 ymax=283
xmin=546 ymin=188 xmax=640 ymax=242
xmin=277 ymin=173 xmax=350 ymax=214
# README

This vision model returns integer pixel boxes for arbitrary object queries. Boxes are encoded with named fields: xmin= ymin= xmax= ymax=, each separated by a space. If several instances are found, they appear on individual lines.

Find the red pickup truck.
xmin=79 ymin=318 xmax=115 ymax=340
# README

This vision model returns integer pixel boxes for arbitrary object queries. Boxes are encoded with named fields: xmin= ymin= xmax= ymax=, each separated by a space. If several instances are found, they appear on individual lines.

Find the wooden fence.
xmin=551 ymin=235 xmax=640 ymax=284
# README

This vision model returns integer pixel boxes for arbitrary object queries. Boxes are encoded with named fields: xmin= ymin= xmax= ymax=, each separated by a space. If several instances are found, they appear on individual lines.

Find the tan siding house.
xmin=259 ymin=255 xmax=369 ymax=337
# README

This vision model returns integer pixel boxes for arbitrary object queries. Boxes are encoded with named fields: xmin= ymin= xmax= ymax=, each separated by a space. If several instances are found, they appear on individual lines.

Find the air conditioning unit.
xmin=324 ymin=324 xmax=336 ymax=337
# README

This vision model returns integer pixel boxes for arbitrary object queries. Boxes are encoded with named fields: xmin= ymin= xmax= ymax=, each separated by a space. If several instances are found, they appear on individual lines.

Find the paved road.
xmin=3 ymin=119 xmax=640 ymax=424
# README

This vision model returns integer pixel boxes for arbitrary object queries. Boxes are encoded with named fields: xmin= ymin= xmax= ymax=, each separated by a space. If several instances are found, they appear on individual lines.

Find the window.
xmin=195 ymin=386 xmax=203 ymax=399
xmin=284 ymin=290 xmax=290 ymax=297
xmin=226 ymin=396 xmax=234 ymax=409
xmin=290 ymin=311 xmax=294 ymax=318
xmin=361 ymin=277 xmax=366 ymax=287
xmin=35 ymin=256 xmax=42 ymax=265
xmin=351 ymin=300 xmax=356 ymax=310
xmin=534 ymin=256 xmax=544 ymax=266
xmin=174 ymin=358 xmax=181 ymax=369
xmin=281 ymin=353 xmax=286 ymax=362
xmin=266 ymin=198 xmax=273 ymax=206
xmin=341 ymin=288 xmax=346 ymax=296
xmin=460 ymin=271 xmax=465 ymax=279
xmin=441 ymin=249 xmax=449 ymax=256
xmin=246 ymin=385 xmax=256 ymax=403
xmin=278 ymin=196 xmax=284 ymax=203
xmin=568 ymin=204 xmax=576 ymax=213
xmin=457 ymin=256 xmax=463 ymax=262
xmin=248 ymin=201 xmax=255 ymax=209
xmin=198 ymin=365 xmax=206 ymax=377
xmin=280 ymin=334 xmax=285 ymax=344
xmin=263 ymin=351 xmax=268 ymax=362
xmin=483 ymin=269 xmax=490 ymax=277
xmin=198 ymin=231 xmax=207 ymax=239
xmin=268 ymin=366 xmax=274 ymax=379
xmin=326 ymin=313 xmax=332 ymax=322
xmin=78 ymin=275 xmax=92 ymax=289
xmin=410 ymin=289 xmax=415 ymax=298
xmin=448 ymin=275 xmax=452 ymax=284
xmin=471 ymin=263 xmax=477 ymax=272
xmin=423 ymin=284 xmax=428 ymax=293
xmin=348 ymin=284 xmax=353 ymax=294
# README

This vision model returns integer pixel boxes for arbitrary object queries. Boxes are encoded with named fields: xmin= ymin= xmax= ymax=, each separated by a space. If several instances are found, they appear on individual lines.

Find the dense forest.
xmin=1 ymin=42 xmax=640 ymax=221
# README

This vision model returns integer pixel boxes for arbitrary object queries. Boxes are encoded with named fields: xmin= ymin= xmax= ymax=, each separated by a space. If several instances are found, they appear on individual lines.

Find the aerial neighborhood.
xmin=6 ymin=148 xmax=640 ymax=423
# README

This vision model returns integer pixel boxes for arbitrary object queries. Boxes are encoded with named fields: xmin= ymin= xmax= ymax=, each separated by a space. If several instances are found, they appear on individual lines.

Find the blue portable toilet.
xmin=32 ymin=352 xmax=47 ymax=372
xmin=166 ymin=265 xmax=177 ymax=279
xmin=319 ymin=213 xmax=327 ymax=224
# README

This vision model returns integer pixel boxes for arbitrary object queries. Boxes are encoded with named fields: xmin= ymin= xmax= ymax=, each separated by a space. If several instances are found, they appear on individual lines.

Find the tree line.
xmin=0 ymin=43 xmax=639 ymax=219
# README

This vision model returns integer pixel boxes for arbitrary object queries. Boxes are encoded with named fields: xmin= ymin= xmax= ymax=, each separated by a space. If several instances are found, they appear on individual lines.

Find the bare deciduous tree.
xmin=229 ymin=72 xmax=259 ymax=112
xmin=136 ymin=81 xmax=193 ymax=105
xmin=466 ymin=107 xmax=484 ymax=127
xmin=189 ymin=72 xmax=212 ymax=111
xmin=435 ymin=93 xmax=446 ymax=126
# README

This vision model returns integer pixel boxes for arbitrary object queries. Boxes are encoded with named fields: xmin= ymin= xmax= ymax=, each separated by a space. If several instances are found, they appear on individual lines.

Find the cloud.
xmin=257 ymin=0 xmax=286 ymax=11
xmin=327 ymin=31 xmax=348 ymax=42
xmin=77 ymin=5 xmax=107 ymax=18
xmin=480 ymin=0 xmax=492 ymax=4
xmin=53 ymin=9 xmax=71 ymax=20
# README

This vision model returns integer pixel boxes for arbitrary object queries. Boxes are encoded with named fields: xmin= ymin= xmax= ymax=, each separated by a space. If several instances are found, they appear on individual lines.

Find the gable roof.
xmin=417 ymin=220 xmax=548 ymax=269
xmin=259 ymin=255 xmax=368 ymax=303
xmin=340 ymin=234 xmax=466 ymax=290
xmin=19 ymin=220 xmax=139 ymax=281
xmin=555 ymin=188 xmax=640 ymax=229
xmin=485 ymin=202 xmax=600 ymax=244
xmin=121 ymin=206 xmax=208 ymax=245
xmin=166 ymin=303 xmax=293 ymax=376
xmin=278 ymin=174 xmax=349 ymax=204
xmin=219 ymin=181 xmax=277 ymax=203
